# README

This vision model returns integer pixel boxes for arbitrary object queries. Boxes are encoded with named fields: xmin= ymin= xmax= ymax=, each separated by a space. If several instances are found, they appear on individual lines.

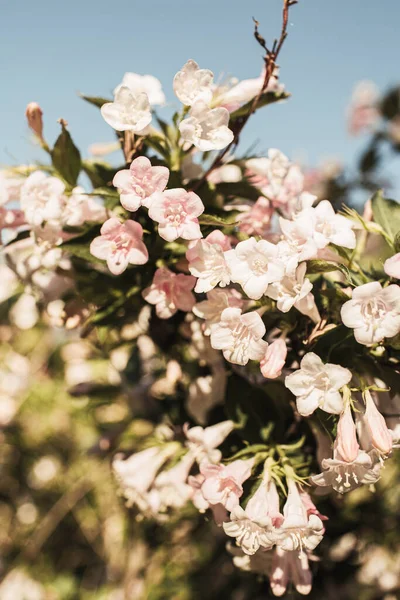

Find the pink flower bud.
xmin=260 ymin=338 xmax=287 ymax=379
xmin=25 ymin=102 xmax=44 ymax=140
xmin=364 ymin=390 xmax=393 ymax=455
xmin=384 ymin=253 xmax=400 ymax=280
xmin=334 ymin=405 xmax=359 ymax=463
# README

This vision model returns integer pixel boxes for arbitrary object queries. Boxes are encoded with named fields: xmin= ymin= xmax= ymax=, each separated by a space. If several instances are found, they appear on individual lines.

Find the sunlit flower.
xmin=207 ymin=164 xmax=242 ymax=184
xmin=188 ymin=473 xmax=228 ymax=525
xmin=340 ymin=281 xmax=400 ymax=345
xmin=193 ymin=288 xmax=243 ymax=333
xmin=90 ymin=217 xmax=148 ymax=275
xmin=142 ymin=267 xmax=196 ymax=319
xmin=101 ymin=86 xmax=152 ymax=132
xmin=173 ymin=59 xmax=214 ymax=106
xmin=179 ymin=100 xmax=234 ymax=151
xmin=225 ymin=237 xmax=284 ymax=300
xmin=62 ymin=186 xmax=106 ymax=226
xmin=285 ymin=352 xmax=352 ymax=416
xmin=113 ymin=156 xmax=169 ymax=212
xmin=187 ymin=231 xmax=232 ymax=293
xmin=304 ymin=200 xmax=356 ymax=250
xmin=20 ymin=171 xmax=65 ymax=227
xmin=199 ymin=458 xmax=254 ymax=511
xmin=260 ymin=338 xmax=287 ymax=379
xmin=238 ymin=196 xmax=274 ymax=238
xmin=148 ymin=188 xmax=204 ymax=241
xmin=26 ymin=102 xmax=44 ymax=140
xmin=266 ymin=263 xmax=314 ymax=314
xmin=384 ymin=252 xmax=400 ymax=279
xmin=209 ymin=307 xmax=268 ymax=365
xmin=247 ymin=149 xmax=303 ymax=206
xmin=270 ymin=547 xmax=313 ymax=597
xmin=184 ymin=420 xmax=235 ymax=464
xmin=114 ymin=72 xmax=165 ymax=106
xmin=363 ymin=390 xmax=393 ymax=455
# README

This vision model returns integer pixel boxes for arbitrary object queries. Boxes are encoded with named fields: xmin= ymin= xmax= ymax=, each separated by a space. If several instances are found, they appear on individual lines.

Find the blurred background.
xmin=1 ymin=1 xmax=400 ymax=599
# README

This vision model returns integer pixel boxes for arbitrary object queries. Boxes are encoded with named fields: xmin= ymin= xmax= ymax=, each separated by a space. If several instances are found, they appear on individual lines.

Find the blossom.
xmin=340 ymin=281 xmax=400 ymax=345
xmin=209 ymin=307 xmax=268 ymax=365
xmin=363 ymin=390 xmax=393 ymax=455
xmin=266 ymin=263 xmax=314 ymax=314
xmin=188 ymin=473 xmax=228 ymax=525
xmin=184 ymin=420 xmax=235 ymax=464
xmin=199 ymin=458 xmax=254 ymax=512
xmin=20 ymin=171 xmax=65 ymax=227
xmin=148 ymin=188 xmax=204 ymax=242
xmin=207 ymin=164 xmax=242 ymax=184
xmin=0 ymin=171 xmax=24 ymax=206
xmin=25 ymin=102 xmax=44 ymax=140
xmin=304 ymin=200 xmax=356 ymax=250
xmin=142 ymin=267 xmax=196 ymax=319
xmin=215 ymin=67 xmax=284 ymax=112
xmin=101 ymin=86 xmax=152 ymax=132
xmin=179 ymin=100 xmax=234 ymax=151
xmin=173 ymin=59 xmax=214 ymax=106
xmin=150 ymin=451 xmax=196 ymax=512
xmin=225 ymin=237 xmax=284 ymax=300
xmin=285 ymin=352 xmax=352 ymax=416
xmin=347 ymin=81 xmax=379 ymax=136
xmin=193 ymin=288 xmax=243 ymax=333
xmin=187 ymin=231 xmax=232 ymax=293
xmin=260 ymin=338 xmax=287 ymax=379
xmin=114 ymin=72 xmax=165 ymax=106
xmin=223 ymin=471 xmax=283 ymax=555
xmin=384 ymin=253 xmax=400 ymax=279
xmin=10 ymin=293 xmax=39 ymax=330
xmin=278 ymin=214 xmax=319 ymax=274
xmin=275 ymin=479 xmax=324 ymax=553
xmin=61 ymin=186 xmax=106 ymax=226
xmin=247 ymin=149 xmax=303 ymax=206
xmin=90 ymin=218 xmax=148 ymax=275
xmin=238 ymin=196 xmax=274 ymax=238
xmin=270 ymin=547 xmax=313 ymax=597
xmin=113 ymin=156 xmax=169 ymax=212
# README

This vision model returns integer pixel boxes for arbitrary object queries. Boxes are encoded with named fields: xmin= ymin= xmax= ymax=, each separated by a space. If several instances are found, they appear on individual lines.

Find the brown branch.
xmin=191 ymin=0 xmax=297 ymax=191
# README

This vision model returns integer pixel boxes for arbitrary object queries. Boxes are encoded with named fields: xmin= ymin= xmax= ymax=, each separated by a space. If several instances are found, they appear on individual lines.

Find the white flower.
xmin=247 ymin=149 xmax=304 ymax=206
xmin=179 ymin=100 xmax=234 ymax=151
xmin=173 ymin=59 xmax=214 ymax=106
xmin=184 ymin=420 xmax=235 ymax=464
xmin=341 ymin=282 xmax=400 ymax=345
xmin=278 ymin=215 xmax=319 ymax=275
xmin=285 ymin=352 xmax=352 ymax=416
xmin=187 ymin=237 xmax=232 ymax=293
xmin=266 ymin=263 xmax=313 ymax=312
xmin=209 ymin=307 xmax=268 ymax=365
xmin=10 ymin=293 xmax=39 ymax=330
xmin=101 ymin=86 xmax=152 ymax=132
xmin=312 ymin=450 xmax=381 ymax=494
xmin=225 ymin=237 xmax=284 ymax=300
xmin=114 ymin=72 xmax=165 ymax=106
xmin=20 ymin=171 xmax=65 ymax=227
xmin=61 ymin=186 xmax=106 ymax=227
xmin=304 ymin=200 xmax=356 ymax=250
xmin=193 ymin=288 xmax=243 ymax=334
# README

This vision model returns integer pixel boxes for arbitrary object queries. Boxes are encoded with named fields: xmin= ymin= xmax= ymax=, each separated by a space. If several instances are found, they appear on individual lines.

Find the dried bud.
xmin=25 ymin=102 xmax=43 ymax=140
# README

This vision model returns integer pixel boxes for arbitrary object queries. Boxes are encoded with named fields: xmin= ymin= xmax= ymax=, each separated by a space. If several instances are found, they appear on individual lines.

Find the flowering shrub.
xmin=2 ymin=0 xmax=400 ymax=597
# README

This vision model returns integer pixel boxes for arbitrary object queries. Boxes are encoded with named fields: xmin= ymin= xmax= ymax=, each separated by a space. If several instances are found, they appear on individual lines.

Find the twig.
xmin=191 ymin=0 xmax=296 ymax=190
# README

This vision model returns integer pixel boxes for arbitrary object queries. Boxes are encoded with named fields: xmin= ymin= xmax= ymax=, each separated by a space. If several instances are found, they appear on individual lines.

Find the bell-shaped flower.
xmin=225 ymin=238 xmax=285 ymax=300
xmin=223 ymin=470 xmax=283 ymax=555
xmin=336 ymin=404 xmax=360 ymax=463
xmin=260 ymin=338 xmax=287 ymax=379
xmin=173 ymin=59 xmax=214 ymax=106
xmin=20 ymin=171 xmax=65 ymax=227
xmin=209 ymin=307 xmax=268 ymax=365
xmin=184 ymin=420 xmax=235 ymax=464
xmin=113 ymin=156 xmax=169 ymax=212
xmin=340 ymin=281 xmax=400 ymax=345
xmin=270 ymin=547 xmax=313 ymax=597
xmin=266 ymin=263 xmax=314 ymax=314
xmin=188 ymin=473 xmax=228 ymax=525
xmin=238 ymin=197 xmax=274 ymax=238
xmin=151 ymin=451 xmax=196 ymax=512
xmin=90 ymin=217 xmax=148 ymax=275
xmin=363 ymin=390 xmax=393 ymax=455
xmin=114 ymin=72 xmax=165 ymax=106
xmin=193 ymin=288 xmax=243 ymax=334
xmin=142 ymin=267 xmax=196 ymax=319
xmin=285 ymin=352 xmax=352 ymax=416
xmin=199 ymin=458 xmax=254 ymax=512
xmin=148 ymin=188 xmax=204 ymax=242
xmin=187 ymin=231 xmax=232 ymax=293
xmin=384 ymin=253 xmax=400 ymax=279
xmin=101 ymin=86 xmax=152 ymax=132
xmin=275 ymin=479 xmax=324 ymax=553
xmin=179 ymin=100 xmax=234 ymax=151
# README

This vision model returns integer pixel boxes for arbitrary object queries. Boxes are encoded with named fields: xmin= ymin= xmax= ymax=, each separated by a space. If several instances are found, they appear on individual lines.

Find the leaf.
xmin=51 ymin=121 xmax=81 ymax=186
xmin=306 ymin=259 xmax=351 ymax=282
xmin=359 ymin=145 xmax=379 ymax=173
xmin=216 ymin=181 xmax=260 ymax=201
xmin=82 ymin=160 xmax=119 ymax=189
xmin=229 ymin=90 xmax=290 ymax=122
xmin=380 ymin=86 xmax=400 ymax=120
xmin=198 ymin=213 xmax=238 ymax=227
xmin=80 ymin=94 xmax=111 ymax=108
xmin=371 ymin=190 xmax=400 ymax=244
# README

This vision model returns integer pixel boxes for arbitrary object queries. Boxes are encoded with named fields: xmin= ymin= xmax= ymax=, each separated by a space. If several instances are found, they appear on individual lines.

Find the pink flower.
xmin=184 ymin=420 xmax=235 ymax=464
xmin=90 ymin=217 xmax=148 ymax=275
xmin=142 ymin=267 xmax=196 ymax=319
xmin=148 ymin=188 xmax=204 ymax=242
xmin=113 ymin=156 xmax=169 ymax=212
xmin=187 ymin=231 xmax=232 ymax=293
xmin=200 ymin=458 xmax=254 ymax=512
xmin=384 ymin=253 xmax=400 ymax=279
xmin=238 ymin=197 xmax=274 ymax=237
xmin=364 ymin=390 xmax=393 ymax=455
xmin=260 ymin=338 xmax=287 ymax=379
xmin=347 ymin=81 xmax=379 ymax=136
xmin=270 ymin=547 xmax=313 ymax=597
xmin=188 ymin=473 xmax=228 ymax=525
xmin=193 ymin=288 xmax=243 ymax=333
xmin=335 ymin=405 xmax=360 ymax=462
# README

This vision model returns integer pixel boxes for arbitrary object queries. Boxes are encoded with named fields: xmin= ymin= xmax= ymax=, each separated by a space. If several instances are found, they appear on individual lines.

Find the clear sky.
xmin=1 ymin=0 xmax=400 ymax=184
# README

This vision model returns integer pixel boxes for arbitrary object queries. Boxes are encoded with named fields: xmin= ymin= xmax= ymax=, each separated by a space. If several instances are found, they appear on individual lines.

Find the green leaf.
xmin=79 ymin=94 xmax=111 ymax=108
xmin=371 ymin=190 xmax=400 ymax=244
xmin=51 ymin=121 xmax=81 ymax=186
xmin=229 ymin=90 xmax=290 ymax=122
xmin=306 ymin=259 xmax=351 ymax=282
xmin=198 ymin=213 xmax=238 ymax=227
xmin=216 ymin=181 xmax=260 ymax=201
xmin=82 ymin=160 xmax=119 ymax=189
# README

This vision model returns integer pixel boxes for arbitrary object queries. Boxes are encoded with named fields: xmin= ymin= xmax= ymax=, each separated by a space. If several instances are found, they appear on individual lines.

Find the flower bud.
xmin=25 ymin=102 xmax=43 ymax=140
xmin=364 ymin=390 xmax=393 ymax=455
xmin=260 ymin=338 xmax=287 ymax=379
xmin=334 ymin=404 xmax=359 ymax=462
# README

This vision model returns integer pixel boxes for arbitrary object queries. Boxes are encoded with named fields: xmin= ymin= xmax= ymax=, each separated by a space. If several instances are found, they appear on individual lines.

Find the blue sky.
xmin=1 ymin=0 xmax=400 ymax=189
